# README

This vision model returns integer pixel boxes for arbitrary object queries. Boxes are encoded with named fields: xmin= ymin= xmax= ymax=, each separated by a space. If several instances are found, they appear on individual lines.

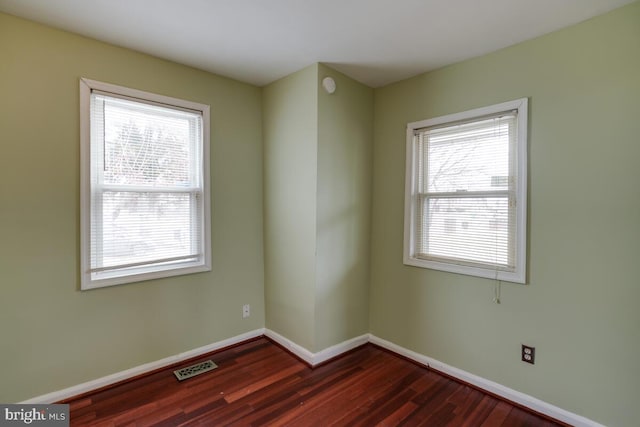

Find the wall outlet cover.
xmin=521 ymin=345 xmax=535 ymax=364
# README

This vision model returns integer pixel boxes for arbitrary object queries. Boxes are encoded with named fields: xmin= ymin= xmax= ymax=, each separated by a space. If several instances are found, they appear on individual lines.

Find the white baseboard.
xmin=19 ymin=328 xmax=605 ymax=427
xmin=263 ymin=329 xmax=315 ymax=364
xmin=368 ymin=334 xmax=605 ymax=427
xmin=312 ymin=333 xmax=369 ymax=365
xmin=263 ymin=329 xmax=369 ymax=366
xmin=20 ymin=328 xmax=265 ymax=404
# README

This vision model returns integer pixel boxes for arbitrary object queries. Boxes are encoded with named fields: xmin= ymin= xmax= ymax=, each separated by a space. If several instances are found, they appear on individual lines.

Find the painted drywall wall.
xmin=369 ymin=2 xmax=640 ymax=426
xmin=263 ymin=64 xmax=372 ymax=353
xmin=262 ymin=64 xmax=319 ymax=351
xmin=0 ymin=13 xmax=265 ymax=403
xmin=315 ymin=64 xmax=372 ymax=350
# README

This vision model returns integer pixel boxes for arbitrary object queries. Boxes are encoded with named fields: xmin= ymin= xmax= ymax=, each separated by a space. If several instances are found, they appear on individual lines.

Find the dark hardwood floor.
xmin=64 ymin=338 xmax=566 ymax=426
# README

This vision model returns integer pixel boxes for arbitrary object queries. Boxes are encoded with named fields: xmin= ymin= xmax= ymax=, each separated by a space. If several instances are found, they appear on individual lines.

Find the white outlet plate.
xmin=242 ymin=304 xmax=250 ymax=318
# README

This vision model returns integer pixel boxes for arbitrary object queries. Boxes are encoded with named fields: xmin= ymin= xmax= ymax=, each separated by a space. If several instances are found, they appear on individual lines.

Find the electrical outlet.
xmin=242 ymin=304 xmax=250 ymax=318
xmin=521 ymin=344 xmax=535 ymax=364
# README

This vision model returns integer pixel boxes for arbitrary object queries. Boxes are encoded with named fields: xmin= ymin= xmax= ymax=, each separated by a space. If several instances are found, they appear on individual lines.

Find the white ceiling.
xmin=0 ymin=0 xmax=634 ymax=87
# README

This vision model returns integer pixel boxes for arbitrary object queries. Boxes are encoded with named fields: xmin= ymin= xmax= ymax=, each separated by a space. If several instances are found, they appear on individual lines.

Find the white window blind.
xmin=80 ymin=79 xmax=211 ymax=289
xmin=404 ymin=99 xmax=527 ymax=283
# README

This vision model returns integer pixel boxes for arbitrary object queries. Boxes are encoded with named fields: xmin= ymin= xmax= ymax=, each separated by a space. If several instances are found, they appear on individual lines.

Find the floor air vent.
xmin=173 ymin=360 xmax=218 ymax=381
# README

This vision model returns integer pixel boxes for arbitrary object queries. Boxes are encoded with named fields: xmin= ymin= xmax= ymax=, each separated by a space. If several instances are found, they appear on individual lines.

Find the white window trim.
xmin=80 ymin=78 xmax=211 ymax=290
xmin=403 ymin=98 xmax=528 ymax=284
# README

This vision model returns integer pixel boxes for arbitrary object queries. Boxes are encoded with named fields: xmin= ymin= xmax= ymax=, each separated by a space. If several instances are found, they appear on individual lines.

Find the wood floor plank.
xmin=269 ymin=353 xmax=397 ymax=425
xmin=294 ymin=361 xmax=411 ymax=424
xmin=377 ymin=401 xmax=420 ymax=426
xmin=480 ymin=400 xmax=512 ymax=427
xmin=63 ymin=338 xmax=567 ymax=426
xmin=223 ymin=364 xmax=304 ymax=403
xmin=457 ymin=394 xmax=498 ymax=426
xmin=332 ymin=369 xmax=425 ymax=426
xmin=351 ymin=387 xmax=418 ymax=426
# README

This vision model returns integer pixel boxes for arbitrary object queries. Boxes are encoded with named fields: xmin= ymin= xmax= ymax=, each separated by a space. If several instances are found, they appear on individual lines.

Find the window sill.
xmin=403 ymin=255 xmax=525 ymax=284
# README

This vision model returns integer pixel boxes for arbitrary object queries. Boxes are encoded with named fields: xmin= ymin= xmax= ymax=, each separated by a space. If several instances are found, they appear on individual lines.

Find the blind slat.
xmin=90 ymin=92 xmax=204 ymax=277
xmin=414 ymin=112 xmax=518 ymax=270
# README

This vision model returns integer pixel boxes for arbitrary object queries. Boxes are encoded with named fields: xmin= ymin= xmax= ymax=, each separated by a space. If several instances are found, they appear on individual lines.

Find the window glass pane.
xmin=423 ymin=115 xmax=514 ymax=193
xmin=419 ymin=196 xmax=513 ymax=269
xmin=95 ymin=191 xmax=201 ymax=269
xmin=98 ymin=95 xmax=201 ymax=187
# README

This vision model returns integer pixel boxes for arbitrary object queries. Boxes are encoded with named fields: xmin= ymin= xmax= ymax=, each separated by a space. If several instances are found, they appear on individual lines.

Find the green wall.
xmin=263 ymin=64 xmax=319 ymax=350
xmin=0 ymin=13 xmax=265 ymax=403
xmin=369 ymin=3 xmax=640 ymax=426
xmin=263 ymin=64 xmax=372 ymax=352
xmin=316 ymin=64 xmax=372 ymax=350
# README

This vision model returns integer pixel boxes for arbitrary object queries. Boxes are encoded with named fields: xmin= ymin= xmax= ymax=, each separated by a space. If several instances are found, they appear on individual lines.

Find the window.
xmin=404 ymin=98 xmax=527 ymax=283
xmin=80 ymin=78 xmax=211 ymax=290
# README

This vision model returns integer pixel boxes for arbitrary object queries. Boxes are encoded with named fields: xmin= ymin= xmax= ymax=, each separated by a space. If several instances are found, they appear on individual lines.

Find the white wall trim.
xmin=312 ymin=334 xmax=369 ymax=366
xmin=263 ymin=329 xmax=369 ymax=366
xmin=20 ymin=329 xmax=265 ymax=404
xmin=368 ymin=334 xmax=605 ymax=427
xmin=263 ymin=329 xmax=315 ymax=365
xmin=19 ymin=329 xmax=605 ymax=427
